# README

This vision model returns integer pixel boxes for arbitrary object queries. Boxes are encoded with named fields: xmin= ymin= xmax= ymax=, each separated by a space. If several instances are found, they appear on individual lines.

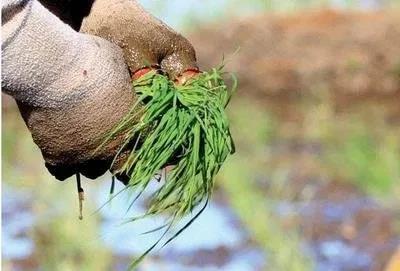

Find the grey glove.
xmin=2 ymin=0 xmax=198 ymax=182
xmin=2 ymin=0 xmax=134 ymax=180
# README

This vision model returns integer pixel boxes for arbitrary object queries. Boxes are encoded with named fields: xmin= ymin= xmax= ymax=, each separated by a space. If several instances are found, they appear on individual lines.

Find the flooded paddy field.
xmin=3 ymin=8 xmax=400 ymax=271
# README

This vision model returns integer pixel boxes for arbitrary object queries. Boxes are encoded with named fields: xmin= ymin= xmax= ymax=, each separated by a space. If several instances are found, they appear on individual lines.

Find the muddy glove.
xmin=2 ymin=0 xmax=133 ymax=180
xmin=2 ymin=0 xmax=198 ymax=182
xmin=80 ymin=0 xmax=198 ymax=80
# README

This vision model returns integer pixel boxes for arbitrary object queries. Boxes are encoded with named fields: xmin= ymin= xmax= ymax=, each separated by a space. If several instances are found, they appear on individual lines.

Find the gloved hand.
xmin=2 ymin=0 xmax=198 ymax=182
xmin=2 ymin=0 xmax=134 ymax=180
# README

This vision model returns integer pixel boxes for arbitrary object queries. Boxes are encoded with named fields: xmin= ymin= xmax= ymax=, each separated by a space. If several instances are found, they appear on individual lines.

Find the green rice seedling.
xmin=101 ymin=64 xmax=236 ymax=269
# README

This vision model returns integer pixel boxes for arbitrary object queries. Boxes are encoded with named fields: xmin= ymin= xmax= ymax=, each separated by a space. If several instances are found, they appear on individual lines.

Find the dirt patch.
xmin=190 ymin=10 xmax=400 ymax=120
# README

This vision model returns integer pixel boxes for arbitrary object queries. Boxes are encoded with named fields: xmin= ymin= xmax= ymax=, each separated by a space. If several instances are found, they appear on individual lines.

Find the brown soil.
xmin=190 ymin=9 xmax=400 ymax=120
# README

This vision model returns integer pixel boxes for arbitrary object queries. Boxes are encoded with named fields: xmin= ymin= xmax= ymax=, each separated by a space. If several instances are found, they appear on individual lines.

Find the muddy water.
xmin=2 ymin=181 xmax=264 ymax=271
xmin=96 ymin=180 xmax=265 ymax=271
xmin=3 ymin=176 xmax=399 ymax=271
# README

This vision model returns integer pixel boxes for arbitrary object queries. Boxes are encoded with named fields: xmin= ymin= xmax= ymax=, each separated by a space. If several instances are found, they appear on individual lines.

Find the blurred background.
xmin=2 ymin=0 xmax=400 ymax=270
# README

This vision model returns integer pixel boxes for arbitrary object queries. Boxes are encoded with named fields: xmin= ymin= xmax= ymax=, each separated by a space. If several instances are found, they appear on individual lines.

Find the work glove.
xmin=2 ymin=0 xmax=198 ymax=182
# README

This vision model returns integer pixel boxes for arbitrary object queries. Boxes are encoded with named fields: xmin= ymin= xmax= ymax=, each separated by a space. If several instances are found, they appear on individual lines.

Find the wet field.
xmin=3 ymin=92 xmax=400 ymax=271
xmin=3 ymin=8 xmax=400 ymax=271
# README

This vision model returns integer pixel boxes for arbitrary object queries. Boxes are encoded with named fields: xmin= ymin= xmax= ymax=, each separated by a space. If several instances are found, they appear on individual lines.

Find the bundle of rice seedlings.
xmin=102 ymin=64 xmax=236 ymax=268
